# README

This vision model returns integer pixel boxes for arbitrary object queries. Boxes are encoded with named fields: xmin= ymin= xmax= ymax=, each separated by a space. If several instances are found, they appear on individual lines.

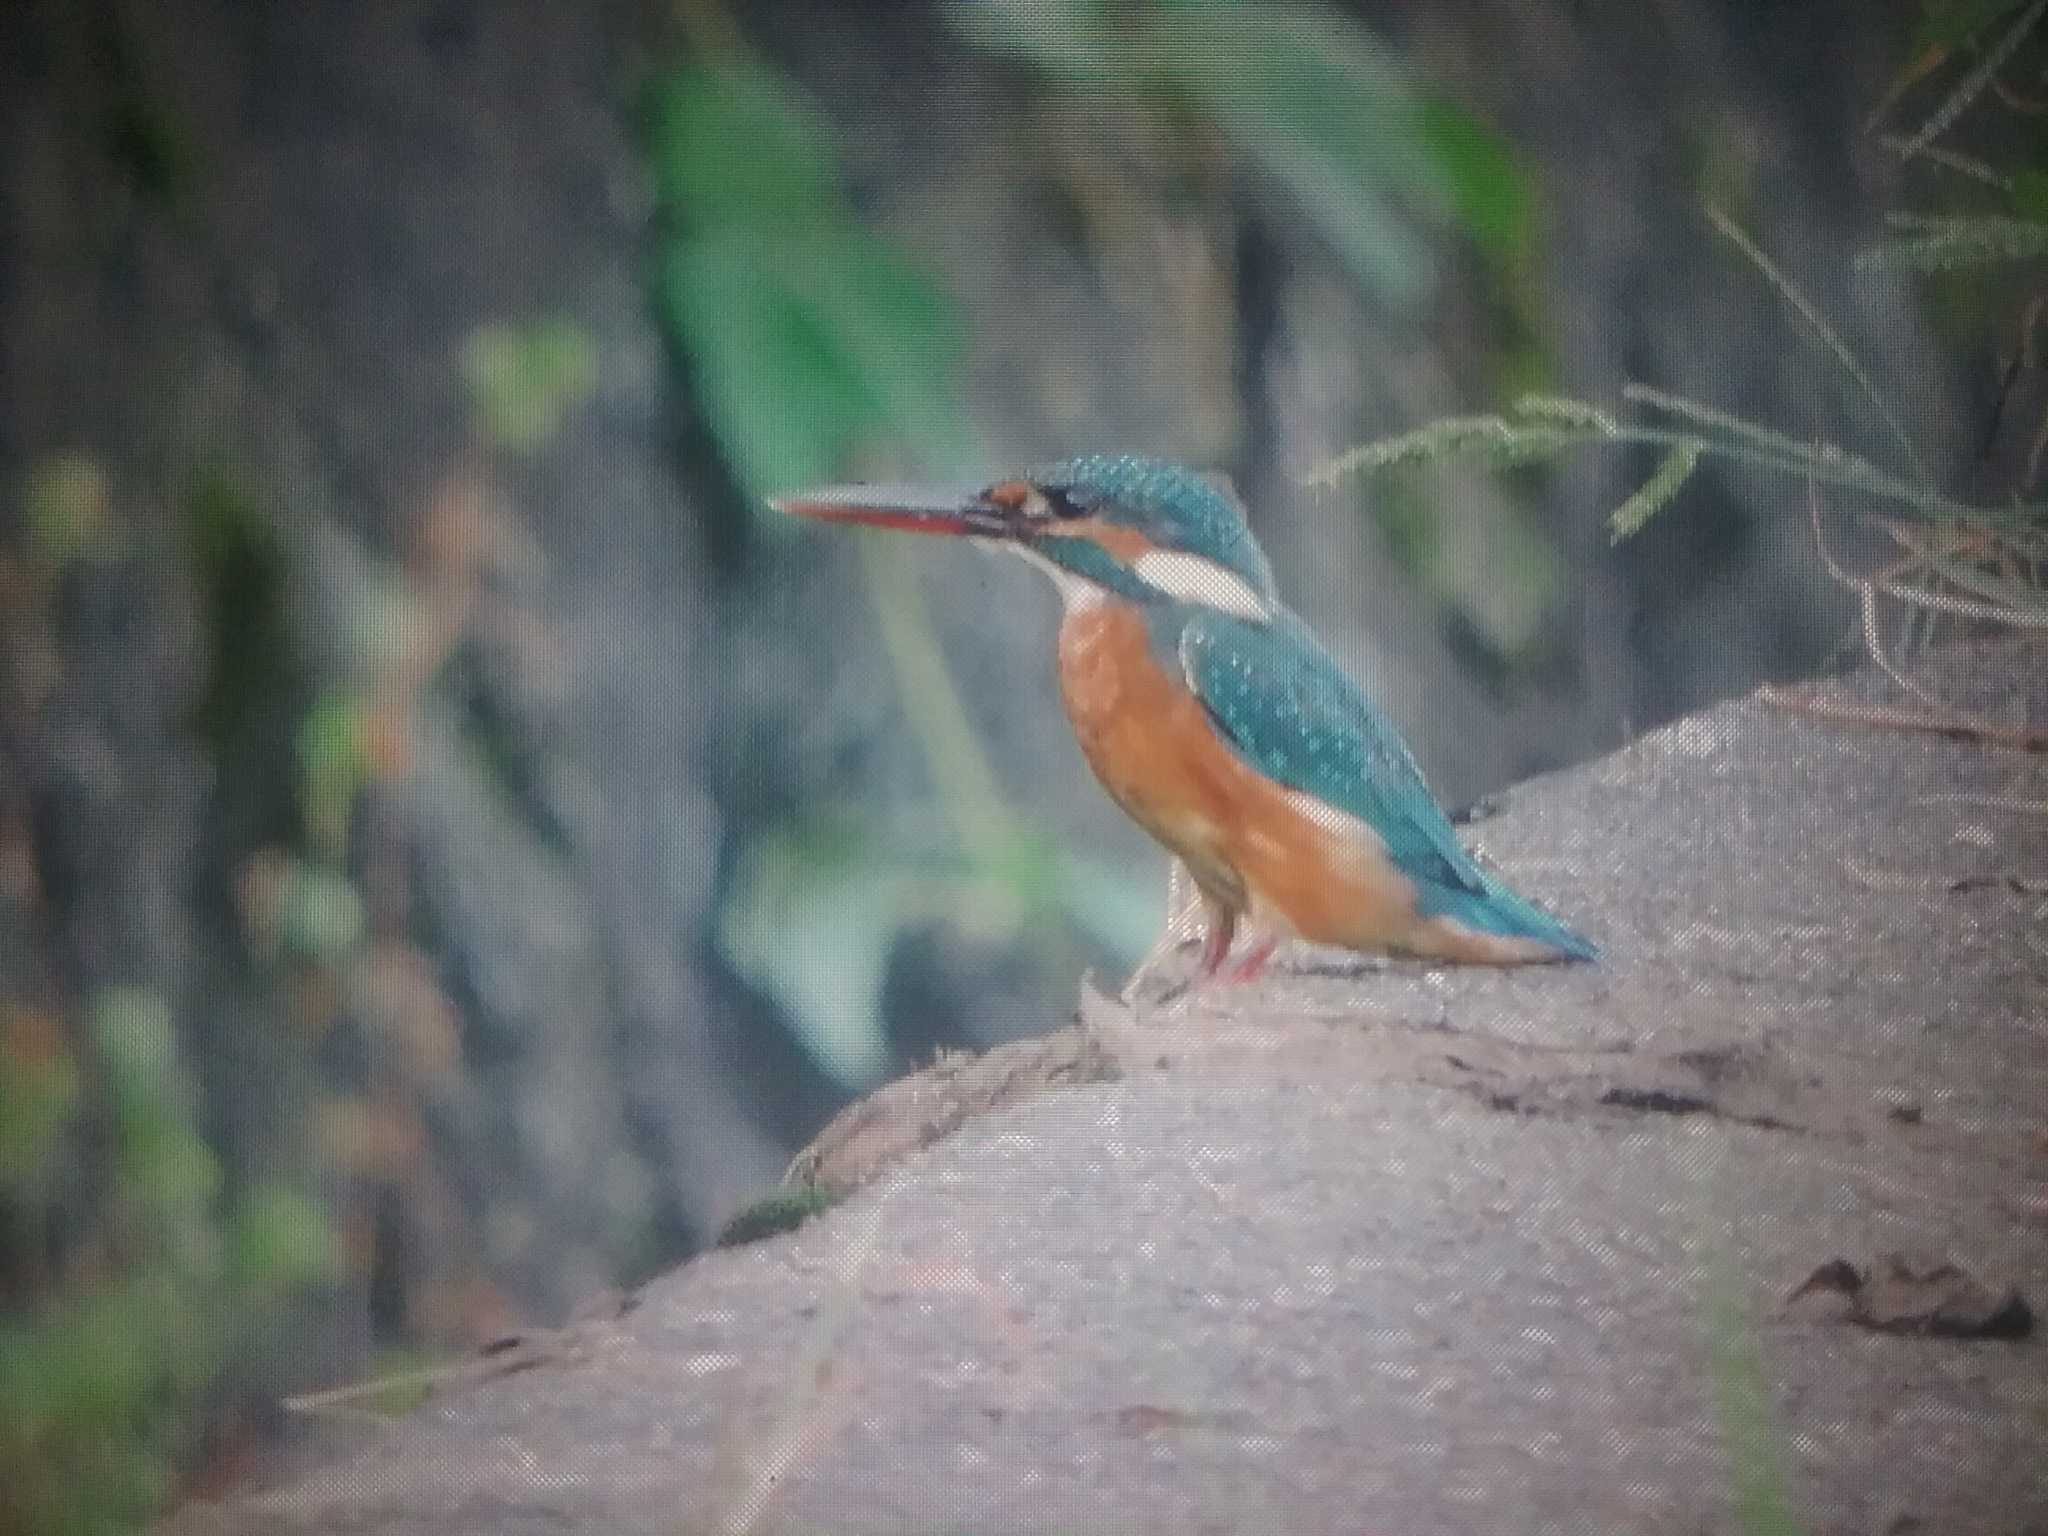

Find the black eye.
xmin=1044 ymin=487 xmax=1088 ymax=519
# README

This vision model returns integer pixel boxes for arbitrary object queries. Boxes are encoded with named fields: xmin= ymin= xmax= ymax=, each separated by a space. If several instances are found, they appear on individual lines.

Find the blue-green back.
xmin=1177 ymin=607 xmax=1596 ymax=957
xmin=1179 ymin=608 xmax=1482 ymax=896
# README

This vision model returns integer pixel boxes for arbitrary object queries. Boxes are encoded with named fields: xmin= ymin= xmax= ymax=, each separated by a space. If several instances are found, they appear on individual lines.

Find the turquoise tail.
xmin=1423 ymin=877 xmax=1599 ymax=962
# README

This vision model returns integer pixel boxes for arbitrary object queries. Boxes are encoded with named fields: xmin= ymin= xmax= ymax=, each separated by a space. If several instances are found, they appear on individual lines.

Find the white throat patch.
xmin=994 ymin=541 xmax=1107 ymax=612
xmin=987 ymin=538 xmax=1268 ymax=620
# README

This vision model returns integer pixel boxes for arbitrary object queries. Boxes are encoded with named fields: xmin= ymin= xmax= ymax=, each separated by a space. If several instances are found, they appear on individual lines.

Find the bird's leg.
xmin=1220 ymin=932 xmax=1280 ymax=984
xmin=1119 ymin=859 xmax=1207 ymax=1002
xmin=1195 ymin=891 xmax=1238 ymax=980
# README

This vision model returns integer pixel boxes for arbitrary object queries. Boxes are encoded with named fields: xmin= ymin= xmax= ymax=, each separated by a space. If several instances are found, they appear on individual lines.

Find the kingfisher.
xmin=773 ymin=455 xmax=1596 ymax=987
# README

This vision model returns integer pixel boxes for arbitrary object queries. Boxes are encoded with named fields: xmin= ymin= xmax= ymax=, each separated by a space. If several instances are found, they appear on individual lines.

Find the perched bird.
xmin=773 ymin=455 xmax=1595 ymax=987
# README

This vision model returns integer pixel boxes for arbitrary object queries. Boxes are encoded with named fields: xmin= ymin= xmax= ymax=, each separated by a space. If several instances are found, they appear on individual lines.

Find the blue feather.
xmin=1179 ymin=609 xmax=1597 ymax=960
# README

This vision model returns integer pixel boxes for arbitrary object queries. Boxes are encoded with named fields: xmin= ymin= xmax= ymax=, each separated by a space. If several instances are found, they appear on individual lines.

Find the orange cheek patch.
xmin=1057 ymin=516 xmax=1155 ymax=564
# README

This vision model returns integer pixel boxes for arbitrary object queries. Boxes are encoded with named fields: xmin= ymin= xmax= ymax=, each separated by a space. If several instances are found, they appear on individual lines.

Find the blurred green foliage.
xmin=5 ymin=452 xmax=363 ymax=1530
xmin=296 ymin=692 xmax=377 ymax=865
xmin=461 ymin=317 xmax=599 ymax=453
xmin=718 ymin=813 xmax=1154 ymax=1087
xmin=718 ymin=815 xmax=920 ymax=1087
xmin=1416 ymin=95 xmax=1533 ymax=269
xmin=0 ymin=1012 xmax=80 ymax=1193
xmin=0 ymin=989 xmax=337 ymax=1536
xmin=1706 ymin=1271 xmax=1806 ymax=1536
xmin=1419 ymin=92 xmax=1556 ymax=408
xmin=1365 ymin=462 xmax=1567 ymax=662
xmin=954 ymin=0 xmax=1452 ymax=307
xmin=23 ymin=454 xmax=115 ymax=573
xmin=273 ymin=857 xmax=368 ymax=966
xmin=183 ymin=466 xmax=302 ymax=764
xmin=83 ymin=6 xmax=200 ymax=217
xmin=646 ymin=57 xmax=975 ymax=518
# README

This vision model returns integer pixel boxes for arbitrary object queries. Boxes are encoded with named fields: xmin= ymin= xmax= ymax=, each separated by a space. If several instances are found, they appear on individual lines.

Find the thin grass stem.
xmin=1705 ymin=206 xmax=1930 ymax=485
xmin=1896 ymin=0 xmax=2048 ymax=160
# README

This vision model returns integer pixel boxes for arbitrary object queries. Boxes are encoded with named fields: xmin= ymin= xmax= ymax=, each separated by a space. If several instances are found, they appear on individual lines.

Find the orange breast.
xmin=1055 ymin=603 xmax=1425 ymax=952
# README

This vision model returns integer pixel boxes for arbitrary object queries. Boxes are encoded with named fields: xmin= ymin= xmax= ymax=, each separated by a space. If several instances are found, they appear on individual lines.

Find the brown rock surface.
xmin=168 ymin=648 xmax=2048 ymax=1535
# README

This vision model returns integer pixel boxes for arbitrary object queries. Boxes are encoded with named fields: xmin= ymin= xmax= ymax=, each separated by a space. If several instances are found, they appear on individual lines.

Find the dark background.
xmin=2 ymin=0 xmax=2036 ymax=1523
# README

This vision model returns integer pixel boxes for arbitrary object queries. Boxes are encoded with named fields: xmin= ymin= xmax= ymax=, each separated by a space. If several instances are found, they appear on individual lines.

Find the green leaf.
xmin=1417 ymin=96 xmax=1533 ymax=264
xmin=971 ymin=830 xmax=1151 ymax=962
xmin=661 ymin=232 xmax=872 ymax=503
xmin=1236 ymin=127 xmax=1437 ymax=303
xmin=717 ymin=819 xmax=906 ymax=1089
xmin=0 ymin=1271 xmax=225 ymax=1532
xmin=661 ymin=229 xmax=972 ymax=504
xmin=646 ymin=63 xmax=841 ymax=226
xmin=719 ymin=813 xmax=1158 ymax=1087
xmin=789 ymin=238 xmax=977 ymax=473
xmin=641 ymin=57 xmax=976 ymax=525
xmin=1174 ymin=2 xmax=1446 ymax=305
xmin=296 ymin=694 xmax=367 ymax=785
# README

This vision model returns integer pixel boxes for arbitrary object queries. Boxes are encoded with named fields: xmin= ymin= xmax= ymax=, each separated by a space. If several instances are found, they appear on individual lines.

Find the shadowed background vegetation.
xmin=2 ymin=0 xmax=2043 ymax=1526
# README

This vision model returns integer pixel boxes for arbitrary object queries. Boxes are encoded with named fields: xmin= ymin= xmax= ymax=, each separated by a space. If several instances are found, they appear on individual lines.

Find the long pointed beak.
xmin=768 ymin=483 xmax=1015 ymax=539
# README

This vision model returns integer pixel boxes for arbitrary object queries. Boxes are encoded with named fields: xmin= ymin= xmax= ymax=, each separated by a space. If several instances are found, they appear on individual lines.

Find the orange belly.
xmin=1056 ymin=602 xmax=1438 ymax=956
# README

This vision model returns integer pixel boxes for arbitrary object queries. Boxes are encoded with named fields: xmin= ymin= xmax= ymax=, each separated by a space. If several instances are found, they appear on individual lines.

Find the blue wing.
xmin=1179 ymin=609 xmax=1595 ymax=958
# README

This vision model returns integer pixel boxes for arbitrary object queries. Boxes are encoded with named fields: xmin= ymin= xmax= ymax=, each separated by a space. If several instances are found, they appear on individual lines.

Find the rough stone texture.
xmin=168 ymin=645 xmax=2048 ymax=1535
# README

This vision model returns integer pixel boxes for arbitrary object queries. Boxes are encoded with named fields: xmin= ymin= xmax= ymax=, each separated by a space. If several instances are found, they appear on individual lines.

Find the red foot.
xmin=1197 ymin=919 xmax=1234 ymax=978
xmin=1220 ymin=935 xmax=1279 ymax=985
